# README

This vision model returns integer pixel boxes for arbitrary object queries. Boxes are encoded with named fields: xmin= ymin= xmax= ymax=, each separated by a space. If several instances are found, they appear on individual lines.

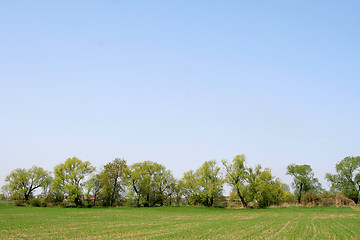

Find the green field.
xmin=1 ymin=202 xmax=360 ymax=239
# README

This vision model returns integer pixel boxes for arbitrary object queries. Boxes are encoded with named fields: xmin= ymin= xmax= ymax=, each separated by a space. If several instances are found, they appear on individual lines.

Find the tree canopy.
xmin=127 ymin=161 xmax=175 ymax=207
xmin=3 ymin=166 xmax=51 ymax=200
xmin=3 ymin=154 xmax=358 ymax=208
xmin=182 ymin=160 xmax=223 ymax=206
xmin=52 ymin=157 xmax=95 ymax=206
xmin=286 ymin=164 xmax=321 ymax=203
xmin=223 ymin=155 xmax=286 ymax=207
xmin=326 ymin=156 xmax=360 ymax=203
xmin=98 ymin=158 xmax=128 ymax=206
xmin=245 ymin=165 xmax=285 ymax=207
xmin=222 ymin=154 xmax=248 ymax=206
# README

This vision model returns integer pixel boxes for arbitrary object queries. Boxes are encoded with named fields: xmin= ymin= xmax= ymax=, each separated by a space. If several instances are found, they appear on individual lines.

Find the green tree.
xmin=182 ymin=160 xmax=224 ymax=206
xmin=127 ymin=161 xmax=175 ymax=207
xmin=52 ymin=157 xmax=94 ymax=206
xmin=222 ymin=154 xmax=248 ymax=207
xmin=286 ymin=164 xmax=321 ymax=203
xmin=85 ymin=173 xmax=102 ymax=206
xmin=197 ymin=160 xmax=224 ymax=206
xmin=98 ymin=158 xmax=127 ymax=206
xmin=155 ymin=167 xmax=177 ymax=206
xmin=179 ymin=170 xmax=200 ymax=205
xmin=166 ymin=179 xmax=182 ymax=206
xmin=245 ymin=165 xmax=285 ymax=207
xmin=326 ymin=156 xmax=360 ymax=203
xmin=3 ymin=166 xmax=52 ymax=201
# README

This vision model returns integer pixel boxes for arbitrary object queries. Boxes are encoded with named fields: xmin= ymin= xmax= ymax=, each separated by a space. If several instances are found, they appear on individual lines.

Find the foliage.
xmin=29 ymin=198 xmax=48 ymax=207
xmin=196 ymin=160 xmax=224 ymax=206
xmin=5 ymin=155 xmax=360 ymax=208
xmin=244 ymin=165 xmax=286 ymax=207
xmin=52 ymin=157 xmax=95 ymax=206
xmin=286 ymin=164 xmax=322 ymax=203
xmin=223 ymin=155 xmax=286 ymax=208
xmin=97 ymin=158 xmax=128 ymax=206
xmin=85 ymin=173 xmax=102 ymax=206
xmin=179 ymin=170 xmax=199 ymax=204
xmin=326 ymin=156 xmax=360 ymax=203
xmin=0 ymin=193 xmax=7 ymax=200
xmin=222 ymin=154 xmax=248 ymax=206
xmin=165 ymin=178 xmax=182 ymax=206
xmin=3 ymin=166 xmax=52 ymax=201
xmin=334 ymin=193 xmax=356 ymax=206
xmin=127 ymin=161 xmax=176 ymax=207
xmin=182 ymin=160 xmax=224 ymax=206
xmin=298 ymin=191 xmax=356 ymax=207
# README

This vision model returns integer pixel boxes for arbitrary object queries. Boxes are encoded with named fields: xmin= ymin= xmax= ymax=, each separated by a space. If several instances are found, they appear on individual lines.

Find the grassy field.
xmin=1 ymin=201 xmax=360 ymax=239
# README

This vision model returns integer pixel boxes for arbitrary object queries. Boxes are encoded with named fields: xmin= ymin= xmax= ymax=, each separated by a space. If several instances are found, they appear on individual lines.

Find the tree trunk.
xmin=237 ymin=188 xmax=247 ymax=207
xmin=298 ymin=183 xmax=303 ymax=203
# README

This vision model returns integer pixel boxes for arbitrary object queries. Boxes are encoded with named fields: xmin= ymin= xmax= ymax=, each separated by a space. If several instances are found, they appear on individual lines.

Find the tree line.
xmin=1 ymin=155 xmax=359 ymax=208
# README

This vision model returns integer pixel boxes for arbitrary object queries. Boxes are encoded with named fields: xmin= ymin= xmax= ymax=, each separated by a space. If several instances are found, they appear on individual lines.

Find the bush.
xmin=301 ymin=191 xmax=318 ymax=206
xmin=29 ymin=198 xmax=41 ymax=207
xmin=283 ymin=191 xmax=296 ymax=204
xmin=299 ymin=191 xmax=356 ymax=207
xmin=335 ymin=193 xmax=356 ymax=206
xmin=317 ymin=192 xmax=335 ymax=206
xmin=15 ymin=199 xmax=26 ymax=206
xmin=323 ymin=197 xmax=335 ymax=206
xmin=0 ymin=194 xmax=7 ymax=200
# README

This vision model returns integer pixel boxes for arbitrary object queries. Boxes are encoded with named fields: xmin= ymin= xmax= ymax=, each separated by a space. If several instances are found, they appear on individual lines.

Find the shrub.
xmin=283 ymin=192 xmax=296 ymax=204
xmin=29 ymin=198 xmax=41 ymax=207
xmin=301 ymin=191 xmax=318 ymax=205
xmin=323 ymin=197 xmax=335 ymax=206
xmin=15 ymin=199 xmax=26 ymax=206
xmin=335 ymin=193 xmax=355 ymax=206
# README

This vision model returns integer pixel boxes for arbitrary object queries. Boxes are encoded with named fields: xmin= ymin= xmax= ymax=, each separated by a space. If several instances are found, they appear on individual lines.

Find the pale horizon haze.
xmin=1 ymin=1 xmax=359 ymax=192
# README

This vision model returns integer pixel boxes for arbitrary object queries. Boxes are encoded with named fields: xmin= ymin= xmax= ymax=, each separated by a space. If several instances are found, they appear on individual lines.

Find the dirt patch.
xmin=312 ymin=214 xmax=358 ymax=219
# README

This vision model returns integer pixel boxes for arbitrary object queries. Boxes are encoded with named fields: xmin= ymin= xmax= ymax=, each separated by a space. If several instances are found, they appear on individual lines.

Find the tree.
xmin=180 ymin=170 xmax=200 ymax=205
xmin=166 ymin=179 xmax=182 ymax=206
xmin=222 ymin=154 xmax=248 ymax=206
xmin=4 ymin=166 xmax=52 ymax=201
xmin=198 ymin=160 xmax=224 ymax=206
xmin=245 ymin=165 xmax=285 ymax=207
xmin=326 ymin=156 xmax=360 ymax=203
xmin=85 ymin=173 xmax=102 ymax=206
xmin=286 ymin=164 xmax=321 ymax=203
xmin=52 ymin=157 xmax=94 ymax=206
xmin=223 ymin=155 xmax=285 ymax=208
xmin=182 ymin=160 xmax=224 ymax=206
xmin=98 ymin=158 xmax=127 ymax=206
xmin=127 ymin=161 xmax=175 ymax=207
xmin=155 ymin=167 xmax=177 ymax=206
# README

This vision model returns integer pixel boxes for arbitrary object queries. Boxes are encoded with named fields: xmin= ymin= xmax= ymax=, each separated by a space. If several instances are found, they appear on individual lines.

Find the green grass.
xmin=1 ymin=201 xmax=360 ymax=239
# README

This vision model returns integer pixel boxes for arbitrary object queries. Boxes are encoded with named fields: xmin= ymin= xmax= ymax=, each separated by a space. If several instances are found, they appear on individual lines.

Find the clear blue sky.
xmin=1 ymin=1 xmax=359 ymax=190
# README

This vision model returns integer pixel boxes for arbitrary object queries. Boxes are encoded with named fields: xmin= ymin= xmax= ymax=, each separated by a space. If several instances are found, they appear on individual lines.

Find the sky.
xmin=1 ymin=0 xmax=359 ymax=192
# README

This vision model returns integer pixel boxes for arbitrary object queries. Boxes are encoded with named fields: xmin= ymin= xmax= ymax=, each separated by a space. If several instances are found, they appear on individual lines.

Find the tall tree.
xmin=4 ymin=166 xmax=52 ymax=201
xmin=155 ymin=167 xmax=177 ymax=206
xmin=52 ymin=157 xmax=94 ymax=206
xmin=166 ymin=179 xmax=182 ymax=206
xmin=179 ymin=170 xmax=201 ymax=205
xmin=245 ymin=165 xmax=285 ymax=207
xmin=222 ymin=154 xmax=248 ymax=207
xmin=182 ymin=160 xmax=224 ymax=206
xmin=197 ymin=160 xmax=224 ymax=206
xmin=326 ymin=156 xmax=360 ymax=203
xmin=127 ymin=161 xmax=175 ymax=207
xmin=286 ymin=164 xmax=321 ymax=203
xmin=98 ymin=158 xmax=127 ymax=206
xmin=85 ymin=173 xmax=102 ymax=206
